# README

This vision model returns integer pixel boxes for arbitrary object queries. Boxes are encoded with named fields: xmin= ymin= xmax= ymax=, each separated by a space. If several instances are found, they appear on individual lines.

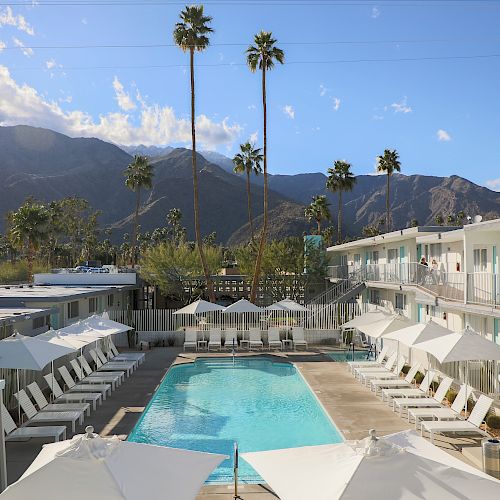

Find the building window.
xmin=1 ymin=325 xmax=14 ymax=340
xmin=353 ymin=254 xmax=361 ymax=267
xmin=429 ymin=243 xmax=442 ymax=262
xmin=395 ymin=293 xmax=406 ymax=311
xmin=473 ymin=248 xmax=487 ymax=272
xmin=388 ymin=249 xmax=398 ymax=264
xmin=32 ymin=315 xmax=49 ymax=330
xmin=89 ymin=297 xmax=98 ymax=314
xmin=67 ymin=301 xmax=79 ymax=319
xmin=107 ymin=294 xmax=114 ymax=308
xmin=369 ymin=289 xmax=381 ymax=305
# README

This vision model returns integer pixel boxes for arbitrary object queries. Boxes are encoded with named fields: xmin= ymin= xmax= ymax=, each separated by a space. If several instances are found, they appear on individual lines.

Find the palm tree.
xmin=305 ymin=195 xmax=331 ymax=235
xmin=326 ymin=160 xmax=356 ymax=243
xmin=376 ymin=149 xmax=401 ymax=232
xmin=124 ymin=155 xmax=154 ymax=268
xmin=7 ymin=198 xmax=50 ymax=281
xmin=232 ymin=141 xmax=263 ymax=240
xmin=174 ymin=5 xmax=216 ymax=302
xmin=246 ymin=31 xmax=284 ymax=303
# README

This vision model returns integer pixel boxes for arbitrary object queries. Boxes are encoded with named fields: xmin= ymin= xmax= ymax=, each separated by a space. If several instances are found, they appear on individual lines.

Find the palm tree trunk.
xmin=246 ymin=170 xmax=254 ymax=240
xmin=131 ymin=188 xmax=140 ymax=268
xmin=338 ymin=191 xmax=342 ymax=244
xmin=386 ymin=173 xmax=391 ymax=232
xmin=190 ymin=48 xmax=215 ymax=303
xmin=250 ymin=65 xmax=267 ymax=303
xmin=27 ymin=240 xmax=34 ymax=283
xmin=317 ymin=219 xmax=321 ymax=235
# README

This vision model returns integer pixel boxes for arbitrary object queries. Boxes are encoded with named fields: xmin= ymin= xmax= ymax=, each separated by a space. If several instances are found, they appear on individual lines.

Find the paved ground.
xmin=4 ymin=348 xmax=482 ymax=499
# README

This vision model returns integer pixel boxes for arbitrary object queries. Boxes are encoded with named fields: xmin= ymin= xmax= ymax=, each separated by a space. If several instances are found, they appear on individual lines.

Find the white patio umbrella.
xmin=242 ymin=429 xmax=500 ymax=500
xmin=1 ymin=426 xmax=227 ymax=500
xmin=173 ymin=299 xmax=224 ymax=315
xmin=223 ymin=299 xmax=262 ymax=313
xmin=275 ymin=298 xmax=309 ymax=312
xmin=0 ymin=333 xmax=75 ymax=422
xmin=356 ymin=314 xmax=414 ymax=340
xmin=340 ymin=309 xmax=392 ymax=330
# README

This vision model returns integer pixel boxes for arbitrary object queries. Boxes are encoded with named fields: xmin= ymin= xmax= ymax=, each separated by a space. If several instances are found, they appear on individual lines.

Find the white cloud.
xmin=283 ymin=104 xmax=295 ymax=119
xmin=112 ymin=76 xmax=136 ymax=111
xmin=319 ymin=84 xmax=327 ymax=97
xmin=437 ymin=128 xmax=451 ymax=142
xmin=371 ymin=6 xmax=380 ymax=18
xmin=12 ymin=37 xmax=33 ymax=57
xmin=0 ymin=41 xmax=5 ymax=52
xmin=486 ymin=178 xmax=500 ymax=191
xmin=247 ymin=104 xmax=256 ymax=110
xmin=249 ymin=131 xmax=258 ymax=144
xmin=332 ymin=97 xmax=341 ymax=111
xmin=390 ymin=96 xmax=412 ymax=114
xmin=0 ymin=65 xmax=242 ymax=149
xmin=372 ymin=114 xmax=384 ymax=121
xmin=45 ymin=59 xmax=57 ymax=70
xmin=0 ymin=7 xmax=34 ymax=35
xmin=81 ymin=18 xmax=88 ymax=25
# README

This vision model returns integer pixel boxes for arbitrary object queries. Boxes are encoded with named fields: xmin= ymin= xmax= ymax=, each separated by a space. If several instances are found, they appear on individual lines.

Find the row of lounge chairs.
xmin=2 ymin=340 xmax=146 ymax=443
xmin=347 ymin=348 xmax=494 ymax=444
xmin=183 ymin=327 xmax=308 ymax=352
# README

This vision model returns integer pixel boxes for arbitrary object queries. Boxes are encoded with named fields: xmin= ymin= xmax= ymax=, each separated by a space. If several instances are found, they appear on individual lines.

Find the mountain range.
xmin=1 ymin=125 xmax=499 ymax=245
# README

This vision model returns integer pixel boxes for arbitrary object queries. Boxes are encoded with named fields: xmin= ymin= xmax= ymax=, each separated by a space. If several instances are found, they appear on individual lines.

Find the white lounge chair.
xmin=96 ymin=346 xmax=138 ymax=371
xmin=360 ymin=356 xmax=406 ymax=386
xmin=89 ymin=349 xmax=134 ymax=377
xmin=291 ymin=327 xmax=308 ymax=351
xmin=267 ymin=328 xmax=283 ymax=351
xmin=27 ymin=382 xmax=91 ymax=416
xmin=224 ymin=328 xmax=238 ymax=350
xmin=183 ymin=329 xmax=198 ymax=351
xmin=74 ymin=357 xmax=123 ymax=387
xmin=370 ymin=362 xmax=420 ymax=394
xmin=108 ymin=338 xmax=146 ymax=364
xmin=58 ymin=366 xmax=112 ymax=399
xmin=14 ymin=389 xmax=83 ymax=433
xmin=249 ymin=328 xmax=263 ymax=350
xmin=208 ymin=328 xmax=222 ymax=351
xmin=2 ymin=403 xmax=66 ymax=442
xmin=44 ymin=373 xmax=102 ymax=410
xmin=392 ymin=377 xmax=453 ymax=416
xmin=353 ymin=352 xmax=397 ymax=379
xmin=408 ymin=384 xmax=472 ymax=429
xmin=421 ymin=394 xmax=493 ymax=444
xmin=347 ymin=345 xmax=390 ymax=373
xmin=381 ymin=370 xmax=435 ymax=403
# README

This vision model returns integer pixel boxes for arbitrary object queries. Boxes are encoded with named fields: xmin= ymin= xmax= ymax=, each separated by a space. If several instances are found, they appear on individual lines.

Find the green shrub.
xmin=0 ymin=261 xmax=48 ymax=284
xmin=467 ymin=398 xmax=476 ymax=413
xmin=414 ymin=372 xmax=424 ymax=385
xmin=430 ymin=381 xmax=439 ymax=393
xmin=401 ymin=365 xmax=410 ymax=375
xmin=486 ymin=415 xmax=500 ymax=429
xmin=446 ymin=390 xmax=458 ymax=404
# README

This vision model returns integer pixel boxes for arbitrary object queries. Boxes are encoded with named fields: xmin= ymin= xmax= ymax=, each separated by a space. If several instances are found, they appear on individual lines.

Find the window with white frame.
xmin=429 ymin=243 xmax=442 ymax=262
xmin=107 ymin=294 xmax=114 ymax=308
xmin=473 ymin=248 xmax=488 ymax=272
xmin=67 ymin=301 xmax=79 ymax=319
xmin=88 ymin=297 xmax=98 ymax=314
xmin=353 ymin=254 xmax=361 ymax=267
xmin=370 ymin=289 xmax=381 ymax=305
xmin=395 ymin=293 xmax=406 ymax=311
xmin=387 ymin=249 xmax=398 ymax=264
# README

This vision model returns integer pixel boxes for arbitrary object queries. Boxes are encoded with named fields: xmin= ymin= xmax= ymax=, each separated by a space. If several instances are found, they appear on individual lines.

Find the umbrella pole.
xmin=0 ymin=380 xmax=7 ymax=492
xmin=233 ymin=441 xmax=240 ymax=499
xmin=16 ymin=369 xmax=20 ymax=424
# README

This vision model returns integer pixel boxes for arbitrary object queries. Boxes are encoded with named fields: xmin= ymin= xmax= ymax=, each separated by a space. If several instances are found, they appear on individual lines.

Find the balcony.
xmin=467 ymin=273 xmax=500 ymax=306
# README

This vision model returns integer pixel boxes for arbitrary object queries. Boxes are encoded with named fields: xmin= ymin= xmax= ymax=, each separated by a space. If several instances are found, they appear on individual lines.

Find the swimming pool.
xmin=128 ymin=357 xmax=342 ymax=483
xmin=327 ymin=350 xmax=375 ymax=362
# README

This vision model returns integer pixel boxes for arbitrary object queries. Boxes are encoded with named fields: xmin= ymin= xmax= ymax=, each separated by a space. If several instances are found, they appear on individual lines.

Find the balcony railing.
xmin=467 ymin=273 xmax=500 ymax=306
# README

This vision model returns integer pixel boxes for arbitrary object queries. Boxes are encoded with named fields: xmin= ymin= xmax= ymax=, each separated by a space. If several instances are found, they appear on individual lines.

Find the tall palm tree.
xmin=124 ymin=155 xmax=154 ymax=268
xmin=232 ymin=141 xmax=263 ymax=240
xmin=326 ymin=160 xmax=356 ymax=243
xmin=246 ymin=31 xmax=284 ymax=303
xmin=376 ymin=149 xmax=401 ymax=232
xmin=304 ymin=195 xmax=331 ymax=235
xmin=7 ymin=198 xmax=50 ymax=281
xmin=174 ymin=5 xmax=216 ymax=302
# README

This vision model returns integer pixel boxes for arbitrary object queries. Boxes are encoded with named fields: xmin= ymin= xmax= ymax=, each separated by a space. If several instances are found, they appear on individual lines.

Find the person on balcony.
xmin=418 ymin=256 xmax=429 ymax=284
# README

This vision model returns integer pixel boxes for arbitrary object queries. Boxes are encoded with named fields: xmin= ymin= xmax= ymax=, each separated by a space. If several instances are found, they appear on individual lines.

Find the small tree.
xmin=304 ymin=195 xmax=331 ymax=234
xmin=376 ymin=149 xmax=401 ymax=232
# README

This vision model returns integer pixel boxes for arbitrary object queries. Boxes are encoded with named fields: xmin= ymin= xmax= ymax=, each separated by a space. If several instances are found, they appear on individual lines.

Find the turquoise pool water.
xmin=128 ymin=357 xmax=342 ymax=483
xmin=327 ymin=350 xmax=375 ymax=362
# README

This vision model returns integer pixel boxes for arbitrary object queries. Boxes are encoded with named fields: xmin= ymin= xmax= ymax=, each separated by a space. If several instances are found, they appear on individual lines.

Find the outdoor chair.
xmin=224 ymin=328 xmax=238 ymax=350
xmin=96 ymin=346 xmax=138 ymax=371
xmin=208 ymin=328 xmax=222 ymax=351
xmin=89 ymin=349 xmax=134 ymax=377
xmin=392 ymin=377 xmax=453 ymax=416
xmin=408 ymin=384 xmax=472 ymax=429
xmin=1 ymin=402 xmax=66 ymax=442
xmin=370 ymin=362 xmax=421 ymax=395
xmin=249 ymin=328 xmax=263 ymax=350
xmin=183 ymin=329 xmax=198 ymax=352
xmin=58 ymin=366 xmax=112 ymax=399
xmin=381 ymin=370 xmax=435 ymax=403
xmin=420 ymin=394 xmax=493 ymax=444
xmin=353 ymin=352 xmax=397 ymax=379
xmin=291 ymin=327 xmax=308 ymax=351
xmin=27 ymin=381 xmax=91 ymax=416
xmin=267 ymin=328 xmax=283 ymax=351
xmin=14 ymin=389 xmax=83 ymax=433
xmin=360 ymin=356 xmax=406 ymax=386
xmin=347 ymin=345 xmax=390 ymax=373
xmin=108 ymin=338 xmax=146 ymax=364
xmin=75 ymin=356 xmax=124 ymax=387
xmin=44 ymin=373 xmax=102 ymax=409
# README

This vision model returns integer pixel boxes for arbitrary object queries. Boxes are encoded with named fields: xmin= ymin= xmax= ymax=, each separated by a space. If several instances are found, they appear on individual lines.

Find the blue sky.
xmin=1 ymin=1 xmax=500 ymax=191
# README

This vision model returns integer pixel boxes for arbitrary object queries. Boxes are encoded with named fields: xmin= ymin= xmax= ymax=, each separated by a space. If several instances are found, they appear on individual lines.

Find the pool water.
xmin=128 ymin=357 xmax=342 ymax=483
xmin=327 ymin=350 xmax=375 ymax=362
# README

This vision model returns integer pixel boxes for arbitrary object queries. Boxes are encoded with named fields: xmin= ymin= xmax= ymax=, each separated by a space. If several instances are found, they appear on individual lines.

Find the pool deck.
xmin=4 ymin=347 xmax=482 ymax=499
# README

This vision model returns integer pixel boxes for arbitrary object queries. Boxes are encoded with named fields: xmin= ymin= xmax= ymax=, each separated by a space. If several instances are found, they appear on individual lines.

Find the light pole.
xmin=0 ymin=379 xmax=8 ymax=491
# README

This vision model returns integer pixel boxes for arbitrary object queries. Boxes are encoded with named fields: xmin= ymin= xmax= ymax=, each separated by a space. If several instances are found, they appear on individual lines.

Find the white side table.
xmin=282 ymin=339 xmax=293 ymax=351
xmin=197 ymin=340 xmax=208 ymax=351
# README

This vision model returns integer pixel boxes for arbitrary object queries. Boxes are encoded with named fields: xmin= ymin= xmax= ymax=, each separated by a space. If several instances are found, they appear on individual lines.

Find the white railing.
xmin=467 ymin=273 xmax=500 ymax=306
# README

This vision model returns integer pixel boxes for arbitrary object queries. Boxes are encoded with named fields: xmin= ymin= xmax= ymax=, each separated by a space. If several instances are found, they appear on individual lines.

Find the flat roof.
xmin=327 ymin=226 xmax=457 ymax=252
xmin=0 ymin=307 xmax=51 ymax=324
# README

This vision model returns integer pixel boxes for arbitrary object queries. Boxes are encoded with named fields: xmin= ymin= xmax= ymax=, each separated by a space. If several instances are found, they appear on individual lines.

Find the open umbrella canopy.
xmin=416 ymin=326 xmax=500 ymax=363
xmin=341 ymin=309 xmax=392 ymax=330
xmin=223 ymin=299 xmax=262 ymax=314
xmin=85 ymin=314 xmax=132 ymax=335
xmin=173 ymin=299 xmax=224 ymax=315
xmin=275 ymin=299 xmax=309 ymax=312
xmin=37 ymin=329 xmax=90 ymax=349
xmin=242 ymin=430 xmax=500 ymax=500
xmin=356 ymin=314 xmax=414 ymax=339
xmin=383 ymin=320 xmax=453 ymax=347
xmin=1 ymin=426 xmax=227 ymax=500
xmin=265 ymin=303 xmax=288 ymax=311
xmin=0 ymin=332 xmax=75 ymax=370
